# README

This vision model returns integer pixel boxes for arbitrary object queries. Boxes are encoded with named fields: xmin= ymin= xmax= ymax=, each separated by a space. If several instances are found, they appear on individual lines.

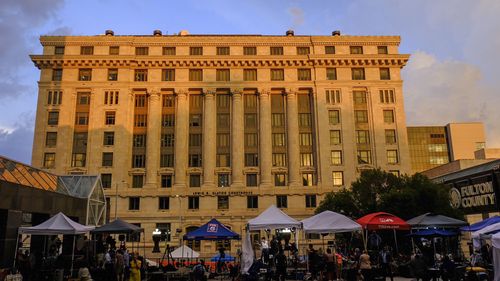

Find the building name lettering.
xmin=192 ymin=191 xmax=254 ymax=196
xmin=450 ymin=181 xmax=496 ymax=209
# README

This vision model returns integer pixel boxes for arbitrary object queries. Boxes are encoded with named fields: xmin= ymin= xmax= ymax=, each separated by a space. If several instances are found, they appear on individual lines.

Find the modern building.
xmin=30 ymin=30 xmax=411 ymax=254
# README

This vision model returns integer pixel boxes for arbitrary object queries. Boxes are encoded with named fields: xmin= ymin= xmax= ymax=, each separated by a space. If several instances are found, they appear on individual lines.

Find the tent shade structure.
xmin=301 ymin=211 xmax=361 ymax=233
xmin=248 ymin=205 xmax=301 ymax=231
xmin=211 ymin=254 xmax=235 ymax=262
xmin=18 ymin=212 xmax=94 ymax=235
xmin=170 ymin=245 xmax=200 ymax=259
xmin=356 ymin=212 xmax=410 ymax=230
xmin=461 ymin=216 xmax=500 ymax=232
xmin=406 ymin=213 xmax=467 ymax=228
xmin=183 ymin=218 xmax=240 ymax=240
xmin=407 ymin=229 xmax=458 ymax=237
xmin=91 ymin=218 xmax=143 ymax=234
xmin=490 ymin=232 xmax=500 ymax=281
xmin=472 ymin=222 xmax=500 ymax=238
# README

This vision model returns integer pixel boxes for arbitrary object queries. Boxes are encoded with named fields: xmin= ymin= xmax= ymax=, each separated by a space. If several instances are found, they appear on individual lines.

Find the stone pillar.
xmin=231 ymin=89 xmax=244 ymax=187
xmin=202 ymin=89 xmax=216 ymax=187
xmin=286 ymin=90 xmax=301 ymax=187
xmin=174 ymin=89 xmax=189 ymax=187
xmin=259 ymin=89 xmax=272 ymax=187
xmin=145 ymin=89 xmax=161 ymax=188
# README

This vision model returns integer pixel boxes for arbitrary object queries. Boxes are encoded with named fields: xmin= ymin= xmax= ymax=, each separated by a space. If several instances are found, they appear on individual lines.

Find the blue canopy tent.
xmin=183 ymin=218 xmax=240 ymax=241
xmin=211 ymin=254 xmax=236 ymax=262
xmin=407 ymin=229 xmax=458 ymax=237
xmin=461 ymin=216 xmax=500 ymax=232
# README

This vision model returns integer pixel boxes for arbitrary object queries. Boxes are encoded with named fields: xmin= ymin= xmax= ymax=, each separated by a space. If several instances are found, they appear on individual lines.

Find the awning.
xmin=248 ymin=205 xmax=301 ymax=231
xmin=91 ymin=218 xmax=143 ymax=234
xmin=19 ymin=212 xmax=94 ymax=235
xmin=301 ymin=211 xmax=361 ymax=234
xmin=356 ymin=212 xmax=410 ymax=230
xmin=407 ymin=229 xmax=458 ymax=237
xmin=184 ymin=218 xmax=240 ymax=241
xmin=406 ymin=213 xmax=467 ymax=228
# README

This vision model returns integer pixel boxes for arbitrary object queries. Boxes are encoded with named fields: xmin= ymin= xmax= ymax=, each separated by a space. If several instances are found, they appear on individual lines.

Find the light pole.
xmin=176 ymin=195 xmax=182 ymax=247
xmin=115 ymin=180 xmax=126 ymax=220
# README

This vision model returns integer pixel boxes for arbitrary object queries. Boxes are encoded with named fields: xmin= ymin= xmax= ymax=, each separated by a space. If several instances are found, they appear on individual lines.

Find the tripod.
xmin=159 ymin=244 xmax=174 ymax=270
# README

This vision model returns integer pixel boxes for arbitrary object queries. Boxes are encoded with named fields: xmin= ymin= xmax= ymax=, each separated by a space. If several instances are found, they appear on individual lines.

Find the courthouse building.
xmin=30 ymin=30 xmax=411 ymax=253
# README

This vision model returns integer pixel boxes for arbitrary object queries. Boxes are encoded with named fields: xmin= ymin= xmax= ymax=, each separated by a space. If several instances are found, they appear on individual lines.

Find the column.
xmin=145 ymin=89 xmax=161 ymax=188
xmin=259 ymin=89 xmax=272 ymax=187
xmin=174 ymin=89 xmax=189 ymax=187
xmin=286 ymin=90 xmax=301 ymax=187
xmin=231 ymin=89 xmax=244 ymax=187
xmin=202 ymin=89 xmax=216 ymax=187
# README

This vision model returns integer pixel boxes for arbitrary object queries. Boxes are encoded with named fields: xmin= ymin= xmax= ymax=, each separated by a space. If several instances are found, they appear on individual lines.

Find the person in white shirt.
xmin=261 ymin=237 xmax=270 ymax=264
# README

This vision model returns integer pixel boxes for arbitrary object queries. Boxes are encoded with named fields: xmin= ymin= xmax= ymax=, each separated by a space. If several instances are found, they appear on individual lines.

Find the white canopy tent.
xmin=247 ymin=205 xmax=301 ymax=231
xmin=301 ymin=211 xmax=362 ymax=234
xmin=491 ymin=232 xmax=500 ymax=281
xmin=471 ymin=222 xmax=500 ymax=249
xmin=170 ymin=245 xmax=200 ymax=259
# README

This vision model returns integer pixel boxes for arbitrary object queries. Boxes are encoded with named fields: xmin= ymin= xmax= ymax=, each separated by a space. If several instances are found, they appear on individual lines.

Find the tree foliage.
xmin=315 ymin=169 xmax=463 ymax=220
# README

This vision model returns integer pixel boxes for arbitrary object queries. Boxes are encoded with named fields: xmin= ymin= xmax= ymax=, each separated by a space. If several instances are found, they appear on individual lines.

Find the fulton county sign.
xmin=448 ymin=173 xmax=500 ymax=214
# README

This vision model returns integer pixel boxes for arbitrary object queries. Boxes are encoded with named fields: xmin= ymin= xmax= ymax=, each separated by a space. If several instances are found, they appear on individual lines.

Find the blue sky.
xmin=1 ymin=0 xmax=499 ymax=163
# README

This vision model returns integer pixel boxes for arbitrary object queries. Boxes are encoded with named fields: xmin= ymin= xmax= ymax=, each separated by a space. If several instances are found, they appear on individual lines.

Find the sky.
xmin=1 ymin=0 xmax=499 ymax=164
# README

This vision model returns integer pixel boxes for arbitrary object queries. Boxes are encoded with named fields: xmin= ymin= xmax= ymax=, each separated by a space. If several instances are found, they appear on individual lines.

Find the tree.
xmin=316 ymin=169 xmax=463 ymax=220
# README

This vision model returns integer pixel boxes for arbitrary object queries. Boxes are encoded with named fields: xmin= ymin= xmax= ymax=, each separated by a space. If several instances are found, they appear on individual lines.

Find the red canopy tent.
xmin=356 ymin=212 xmax=410 ymax=252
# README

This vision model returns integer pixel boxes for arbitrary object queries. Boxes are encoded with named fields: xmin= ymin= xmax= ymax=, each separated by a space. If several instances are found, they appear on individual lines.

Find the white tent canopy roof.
xmin=170 ymin=245 xmax=200 ymax=259
xmin=472 ymin=222 xmax=500 ymax=239
xmin=301 ymin=211 xmax=362 ymax=234
xmin=18 ymin=212 xmax=94 ymax=235
xmin=248 ymin=205 xmax=301 ymax=231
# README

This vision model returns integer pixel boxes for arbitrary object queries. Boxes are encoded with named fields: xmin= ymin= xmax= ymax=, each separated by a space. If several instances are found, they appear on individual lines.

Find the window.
xmin=189 ymin=154 xmax=202 ymax=167
xmin=52 ymin=69 xmax=62 ymax=81
xmin=190 ymin=114 xmax=202 ymax=127
xmin=133 ymin=134 xmax=146 ymax=147
xmin=272 ymin=133 xmax=285 ymax=147
xmin=301 ymin=153 xmax=313 ymax=167
xmin=217 ymin=154 xmax=230 ymax=167
xmin=305 ymin=195 xmax=317 ymax=208
xmin=190 ymin=47 xmax=203 ymax=55
xmin=350 ymin=46 xmax=363 ymax=54
xmin=244 ymin=47 xmax=257 ymax=55
xmin=160 ymin=154 xmax=174 ymax=167
xmin=75 ymin=112 xmax=89 ymax=125
xmin=332 ymin=171 xmax=343 ymax=186
xmin=247 ymin=196 xmax=258 ymax=209
xmin=134 ymin=69 xmax=148 ymax=81
xmin=380 ymin=68 xmax=391 ymax=80
xmin=271 ymin=113 xmax=284 ymax=127
xmin=356 ymin=130 xmax=370 ymax=144
xmin=103 ymin=132 xmax=114 ymax=146
xmin=132 ymin=175 xmax=144 ymax=188
xmin=132 ymin=154 xmax=145 ymax=168
xmin=101 ymin=174 xmax=112 ymax=189
xmin=276 ymin=195 xmax=287 ymax=208
xmin=430 ymin=156 xmax=448 ymax=165
xmin=243 ymin=69 xmax=257 ymax=81
xmin=129 ymin=197 xmax=140 ymax=210
xmin=104 ymin=91 xmax=119 ymax=105
xmin=218 ymin=196 xmax=229 ymax=209
xmin=162 ymin=114 xmax=175 ymax=127
xmin=109 ymin=46 xmax=119 ymax=55
xmin=218 ymin=174 xmax=230 ymax=187
xmin=274 ymin=173 xmax=286 ymax=186
xmin=189 ymin=134 xmax=202 ymax=147
xmin=330 ymin=130 xmax=341 ymax=145
xmin=216 ymin=134 xmax=230 ymax=148
xmin=108 ymin=69 xmax=118 ymax=81
xmin=217 ymin=95 xmax=231 ymax=108
xmin=134 ymin=114 xmax=147 ymax=127
xmin=351 ymin=68 xmax=365 ymax=80
xmin=135 ymin=47 xmax=149 ymax=55
xmin=162 ymin=69 xmax=175 ymax=81
xmin=71 ymin=153 xmax=86 ymax=167
xmin=331 ymin=150 xmax=343 ymax=165
xmin=162 ymin=95 xmax=175 ymax=107
xmin=163 ymin=47 xmax=176 ymax=55
xmin=188 ymin=196 xmax=199 ymax=209
xmin=385 ymin=130 xmax=396 ymax=144
xmin=378 ymin=46 xmax=388 ymax=54
xmin=270 ymin=69 xmax=284 ymax=81
xmin=80 ymin=46 xmax=94 ymax=55
xmin=270 ymin=47 xmax=283 ymax=55
xmin=300 ymin=133 xmax=313 ymax=146
xmin=161 ymin=175 xmax=173 ymax=188
xmin=46 ymin=132 xmax=57 ymax=147
xmin=357 ymin=150 xmax=372 ymax=164
xmin=389 ymin=170 xmax=400 ymax=177
xmin=77 ymin=92 xmax=91 ymax=105
xmin=245 ymin=153 xmax=258 ymax=167
xmin=189 ymin=175 xmax=201 ymax=187
xmin=297 ymin=47 xmax=310 ymax=55
xmin=383 ymin=110 xmax=395 ymax=123
xmin=135 ymin=95 xmax=146 ymax=107
xmin=189 ymin=69 xmax=203 ymax=81
xmin=43 ymin=153 xmax=55 ymax=168
xmin=325 ymin=46 xmax=336 ymax=54
xmin=326 ymin=68 xmax=337 ymax=80
xmin=302 ymin=173 xmax=314 ymax=186
xmin=379 ymin=89 xmax=395 ymax=103
xmin=102 ymin=152 xmax=113 ymax=167
xmin=387 ymin=150 xmax=399 ymax=164
xmin=162 ymin=134 xmax=175 ymax=147
xmin=159 ymin=197 xmax=170 ymax=210
xmin=272 ymin=153 xmax=286 ymax=167
xmin=216 ymin=69 xmax=230 ymax=81
xmin=326 ymin=89 xmax=341 ymax=104
xmin=298 ymin=69 xmax=311 ymax=81
xmin=299 ymin=113 xmax=312 ymax=127
xmin=105 ymin=111 xmax=115 ymax=125
xmin=244 ymin=114 xmax=257 ymax=127
xmin=54 ymin=46 xmax=65 ymax=55
xmin=78 ymin=69 xmax=92 ymax=81
xmin=353 ymin=91 xmax=367 ymax=104
xmin=217 ymin=47 xmax=230 ymax=55
xmin=354 ymin=110 xmax=368 ymax=123
xmin=328 ymin=110 xmax=340 ymax=125
xmin=246 ymin=174 xmax=258 ymax=187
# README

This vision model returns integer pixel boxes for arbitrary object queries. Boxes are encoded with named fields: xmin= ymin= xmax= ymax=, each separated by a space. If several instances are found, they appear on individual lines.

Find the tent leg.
xmin=71 ymin=235 xmax=76 ymax=277
xmin=393 ymin=229 xmax=399 ymax=255
xmin=13 ymin=231 xmax=19 ymax=268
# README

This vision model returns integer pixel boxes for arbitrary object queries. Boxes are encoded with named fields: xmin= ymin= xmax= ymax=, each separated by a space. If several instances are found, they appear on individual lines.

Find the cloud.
xmin=288 ymin=7 xmax=304 ymax=28
xmin=0 ymin=112 xmax=34 ymax=164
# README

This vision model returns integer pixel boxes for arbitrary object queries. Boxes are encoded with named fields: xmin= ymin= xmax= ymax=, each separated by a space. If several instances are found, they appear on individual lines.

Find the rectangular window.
xmin=160 ymin=154 xmax=174 ymax=167
xmin=299 ymin=133 xmax=313 ymax=146
xmin=351 ymin=68 xmax=365 ymax=80
xmin=189 ymin=134 xmax=202 ymax=147
xmin=134 ymin=114 xmax=147 ymax=127
xmin=217 ymin=47 xmax=230 ymax=55
xmin=162 ymin=69 xmax=175 ymax=81
xmin=270 ymin=47 xmax=283 ymax=55
xmin=297 ymin=47 xmax=310 ymax=55
xmin=332 ymin=171 xmax=344 ymax=186
xmin=331 ymin=150 xmax=343 ymax=165
xmin=378 ymin=46 xmax=388 ymax=54
xmin=135 ymin=95 xmax=146 ymax=107
xmin=271 ymin=113 xmax=285 ymax=127
xmin=45 ymin=132 xmax=57 ymax=147
xmin=189 ymin=69 xmax=203 ymax=81
xmin=216 ymin=69 xmax=230 ymax=81
xmin=244 ymin=113 xmax=257 ymax=127
xmin=132 ymin=154 xmax=145 ymax=168
xmin=328 ymin=110 xmax=340 ymax=125
xmin=163 ymin=47 xmax=176 ymax=55
xmin=132 ymin=175 xmax=144 ymax=188
xmin=54 ymin=46 xmax=65 ymax=55
xmin=135 ymin=47 xmax=149 ymax=55
xmin=77 ymin=92 xmax=91 ymax=105
xmin=129 ymin=197 xmax=140 ymax=210
xmin=161 ymin=134 xmax=175 ymax=147
xmin=357 ymin=150 xmax=372 ymax=164
xmin=385 ymin=130 xmax=397 ymax=144
xmin=272 ymin=153 xmax=286 ymax=167
xmin=108 ymin=69 xmax=118 ymax=81
xmin=162 ymin=95 xmax=175 ymax=107
xmin=189 ymin=154 xmax=202 ymax=167
xmin=276 ymin=195 xmax=287 ymax=208
xmin=246 ymin=174 xmax=258 ymax=187
xmin=302 ymin=173 xmax=314 ymax=186
xmin=305 ymin=195 xmax=317 ymax=208
xmin=380 ymin=68 xmax=391 ymax=80
xmin=325 ymin=46 xmax=336 ymax=54
xmin=244 ymin=47 xmax=257 ymax=55
xmin=80 ymin=46 xmax=94 ymax=55
xmin=161 ymin=175 xmax=173 ymax=188
xmin=75 ymin=112 xmax=89 ymax=125
xmin=299 ymin=113 xmax=312 ymax=127
xmin=217 ymin=196 xmax=229 ymax=209
xmin=78 ymin=69 xmax=92 ymax=81
xmin=159 ymin=197 xmax=170 ymax=210
xmin=244 ymin=133 xmax=258 ymax=147
xmin=43 ymin=153 xmax=55 ymax=168
xmin=52 ymin=69 xmax=63 ymax=81
xmin=104 ymin=91 xmax=119 ymax=105
xmin=270 ymin=69 xmax=284 ymax=81
xmin=387 ymin=150 xmax=399 ymax=164
xmin=300 ymin=153 xmax=314 ymax=166
xmin=105 ymin=111 xmax=115 ymax=125
xmin=247 ymin=196 xmax=258 ymax=209
xmin=216 ymin=154 xmax=230 ymax=167
xmin=245 ymin=153 xmax=258 ymax=167
xmin=298 ymin=69 xmax=311 ymax=81
xmin=188 ymin=196 xmax=200 ymax=209
xmin=101 ymin=173 xmax=112 ymax=189
xmin=134 ymin=69 xmax=148 ymax=81
xmin=71 ymin=153 xmax=86 ymax=167
xmin=102 ymin=152 xmax=113 ymax=167
xmin=356 ymin=130 xmax=370 ymax=144
xmin=133 ymin=134 xmax=146 ymax=147
xmin=217 ymin=94 xmax=231 ymax=108
xmin=243 ymin=69 xmax=257 ymax=81
xmin=350 ymin=46 xmax=363 ymax=54
xmin=383 ymin=110 xmax=395 ymax=123
xmin=162 ymin=114 xmax=175 ymax=127
xmin=330 ymin=130 xmax=341 ymax=145
xmin=354 ymin=110 xmax=368 ymax=123
xmin=217 ymin=133 xmax=230 ymax=148
xmin=353 ymin=91 xmax=367 ymax=104
xmin=109 ymin=46 xmax=120 ymax=55
xmin=103 ymin=132 xmax=114 ymax=146
xmin=190 ymin=114 xmax=202 ymax=127
xmin=190 ymin=47 xmax=203 ymax=56
xmin=326 ymin=89 xmax=341 ymax=104
xmin=274 ymin=173 xmax=286 ymax=186
xmin=326 ymin=68 xmax=337 ymax=80
xmin=379 ymin=89 xmax=395 ymax=103
xmin=389 ymin=170 xmax=400 ymax=177
xmin=272 ymin=133 xmax=286 ymax=147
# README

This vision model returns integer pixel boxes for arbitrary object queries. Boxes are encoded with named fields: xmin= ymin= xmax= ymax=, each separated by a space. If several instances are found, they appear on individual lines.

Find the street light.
xmin=175 ymin=195 xmax=182 ymax=247
xmin=152 ymin=229 xmax=162 ymax=253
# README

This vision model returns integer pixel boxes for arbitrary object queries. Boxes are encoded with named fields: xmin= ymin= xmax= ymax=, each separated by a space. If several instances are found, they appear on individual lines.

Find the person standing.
xmin=359 ymin=250 xmax=371 ymax=281
xmin=129 ymin=254 xmax=141 ymax=281
xmin=307 ymin=244 xmax=319 ymax=281
xmin=324 ymin=248 xmax=337 ymax=281
xmin=261 ymin=237 xmax=270 ymax=264
xmin=379 ymin=246 xmax=393 ymax=281
xmin=275 ymin=249 xmax=287 ymax=281
xmin=115 ymin=249 xmax=125 ymax=281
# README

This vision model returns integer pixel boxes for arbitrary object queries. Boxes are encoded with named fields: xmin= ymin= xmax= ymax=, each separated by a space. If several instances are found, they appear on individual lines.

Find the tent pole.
xmin=13 ymin=231 xmax=19 ymax=268
xmin=393 ymin=229 xmax=399 ymax=255
xmin=71 ymin=235 xmax=76 ymax=277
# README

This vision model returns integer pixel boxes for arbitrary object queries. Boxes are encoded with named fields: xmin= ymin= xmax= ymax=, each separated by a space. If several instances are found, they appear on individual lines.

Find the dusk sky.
xmin=1 ymin=0 xmax=499 ymax=164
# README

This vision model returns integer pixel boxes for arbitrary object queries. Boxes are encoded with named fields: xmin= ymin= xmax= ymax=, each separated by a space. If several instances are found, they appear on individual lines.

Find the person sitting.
xmin=5 ymin=268 xmax=23 ymax=281
xmin=192 ymin=260 xmax=207 ymax=281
